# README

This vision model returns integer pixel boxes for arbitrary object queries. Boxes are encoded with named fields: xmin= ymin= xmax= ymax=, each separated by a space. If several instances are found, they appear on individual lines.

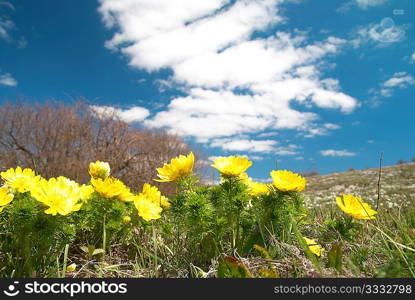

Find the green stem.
xmin=152 ymin=224 xmax=158 ymax=277
xmin=101 ymin=215 xmax=107 ymax=277
xmin=234 ymin=209 xmax=241 ymax=252
xmin=62 ymin=244 xmax=69 ymax=278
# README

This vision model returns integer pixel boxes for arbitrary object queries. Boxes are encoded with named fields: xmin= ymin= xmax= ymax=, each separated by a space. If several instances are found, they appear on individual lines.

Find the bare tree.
xmin=0 ymin=100 xmax=193 ymax=196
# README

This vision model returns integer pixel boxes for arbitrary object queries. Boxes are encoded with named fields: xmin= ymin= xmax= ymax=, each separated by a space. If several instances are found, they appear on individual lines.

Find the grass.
xmin=1 ymin=163 xmax=414 ymax=278
xmin=58 ymin=163 xmax=415 ymax=278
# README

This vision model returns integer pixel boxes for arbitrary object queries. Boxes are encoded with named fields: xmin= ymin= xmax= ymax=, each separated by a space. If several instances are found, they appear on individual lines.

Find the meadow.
xmin=0 ymin=153 xmax=414 ymax=278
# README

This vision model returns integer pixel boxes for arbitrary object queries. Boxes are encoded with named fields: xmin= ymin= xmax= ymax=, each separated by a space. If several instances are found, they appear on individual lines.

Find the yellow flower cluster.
xmin=0 ymin=167 xmax=96 ymax=215
xmin=0 ymin=154 xmax=379 ymax=228
xmin=88 ymin=161 xmax=168 ymax=221
xmin=0 ymin=162 xmax=169 ymax=223
xmin=211 ymin=156 xmax=306 ymax=193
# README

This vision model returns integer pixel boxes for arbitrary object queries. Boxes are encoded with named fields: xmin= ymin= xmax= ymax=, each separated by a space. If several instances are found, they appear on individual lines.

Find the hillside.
xmin=304 ymin=162 xmax=415 ymax=209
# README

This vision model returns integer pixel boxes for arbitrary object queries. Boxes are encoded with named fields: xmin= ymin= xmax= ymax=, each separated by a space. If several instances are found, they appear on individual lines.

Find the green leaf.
xmin=92 ymin=249 xmax=105 ymax=256
xmin=80 ymin=245 xmax=103 ymax=258
xmin=291 ymin=216 xmax=322 ymax=273
xmin=80 ymin=246 xmax=90 ymax=254
xmin=217 ymin=257 xmax=251 ymax=278
xmin=327 ymin=242 xmax=343 ymax=273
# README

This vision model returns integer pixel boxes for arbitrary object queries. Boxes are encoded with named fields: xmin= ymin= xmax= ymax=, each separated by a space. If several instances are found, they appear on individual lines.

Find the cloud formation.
xmin=338 ymin=0 xmax=388 ymax=12
xmin=0 ymin=72 xmax=17 ymax=86
xmin=354 ymin=0 xmax=387 ymax=9
xmin=320 ymin=149 xmax=356 ymax=157
xmin=352 ymin=18 xmax=406 ymax=47
xmin=0 ymin=1 xmax=15 ymax=41
xmin=98 ymin=0 xmax=358 ymax=152
xmin=378 ymin=72 xmax=415 ymax=99
xmin=90 ymin=105 xmax=150 ymax=123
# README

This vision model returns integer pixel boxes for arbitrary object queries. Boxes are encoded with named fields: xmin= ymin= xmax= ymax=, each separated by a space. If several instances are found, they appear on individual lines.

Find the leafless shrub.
xmin=301 ymin=170 xmax=319 ymax=177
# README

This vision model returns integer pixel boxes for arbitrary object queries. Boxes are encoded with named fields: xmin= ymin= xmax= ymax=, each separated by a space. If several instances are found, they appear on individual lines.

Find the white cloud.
xmin=383 ymin=72 xmax=415 ymax=88
xmin=0 ymin=17 xmax=13 ymax=40
xmin=90 ymin=105 xmax=150 ymax=123
xmin=355 ymin=0 xmax=387 ymax=9
xmin=258 ymin=132 xmax=278 ymax=138
xmin=320 ymin=149 xmax=356 ymax=157
xmin=210 ymin=137 xmax=298 ymax=154
xmin=250 ymin=155 xmax=264 ymax=161
xmin=411 ymin=52 xmax=415 ymax=63
xmin=0 ymin=72 xmax=17 ymax=86
xmin=379 ymin=88 xmax=393 ymax=98
xmin=0 ymin=1 xmax=15 ymax=41
xmin=324 ymin=123 xmax=341 ymax=130
xmin=303 ymin=122 xmax=342 ymax=138
xmin=99 ymin=0 xmax=358 ymax=149
xmin=210 ymin=138 xmax=277 ymax=153
xmin=377 ymin=72 xmax=415 ymax=98
xmin=338 ymin=0 xmax=387 ymax=12
xmin=352 ymin=19 xmax=406 ymax=47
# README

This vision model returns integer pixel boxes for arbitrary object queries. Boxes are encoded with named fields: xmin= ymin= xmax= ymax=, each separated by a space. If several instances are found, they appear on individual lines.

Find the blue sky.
xmin=0 ymin=0 xmax=414 ymax=181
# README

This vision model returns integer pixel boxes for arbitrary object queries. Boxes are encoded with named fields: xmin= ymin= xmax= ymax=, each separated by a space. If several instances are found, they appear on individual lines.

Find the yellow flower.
xmin=336 ymin=194 xmax=377 ymax=220
xmin=118 ymin=187 xmax=136 ymax=202
xmin=59 ymin=178 xmax=94 ymax=203
xmin=80 ymin=185 xmax=94 ymax=202
xmin=0 ymin=185 xmax=13 ymax=213
xmin=141 ymin=183 xmax=170 ymax=208
xmin=134 ymin=194 xmax=162 ymax=221
xmin=211 ymin=156 xmax=252 ymax=176
xmin=89 ymin=161 xmax=110 ymax=179
xmin=238 ymin=173 xmax=252 ymax=185
xmin=67 ymin=263 xmax=76 ymax=272
xmin=270 ymin=170 xmax=306 ymax=192
xmin=160 ymin=195 xmax=171 ymax=208
xmin=235 ymin=173 xmax=270 ymax=196
xmin=91 ymin=177 xmax=126 ymax=199
xmin=1 ymin=167 xmax=41 ymax=193
xmin=155 ymin=152 xmax=194 ymax=182
xmin=123 ymin=216 xmax=131 ymax=223
xmin=30 ymin=177 xmax=83 ymax=216
xmin=248 ymin=182 xmax=270 ymax=196
xmin=304 ymin=237 xmax=324 ymax=257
